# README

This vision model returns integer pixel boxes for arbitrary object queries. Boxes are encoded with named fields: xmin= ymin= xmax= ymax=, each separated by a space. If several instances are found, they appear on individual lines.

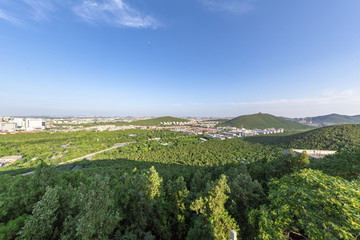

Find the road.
xmin=21 ymin=142 xmax=131 ymax=176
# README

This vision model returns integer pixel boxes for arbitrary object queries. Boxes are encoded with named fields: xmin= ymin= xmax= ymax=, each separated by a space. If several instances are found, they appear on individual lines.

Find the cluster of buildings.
xmin=289 ymin=117 xmax=321 ymax=127
xmin=0 ymin=117 xmax=46 ymax=132
xmin=51 ymin=116 xmax=147 ymax=125
xmin=83 ymin=125 xmax=136 ymax=132
xmin=206 ymin=128 xmax=284 ymax=140
xmin=0 ymin=156 xmax=23 ymax=167
xmin=197 ymin=122 xmax=218 ymax=128
xmin=160 ymin=121 xmax=189 ymax=125
xmin=281 ymin=149 xmax=337 ymax=159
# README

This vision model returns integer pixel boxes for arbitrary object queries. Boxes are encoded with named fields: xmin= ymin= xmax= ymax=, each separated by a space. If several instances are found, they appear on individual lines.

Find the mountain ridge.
xmin=286 ymin=113 xmax=360 ymax=126
xmin=219 ymin=113 xmax=312 ymax=130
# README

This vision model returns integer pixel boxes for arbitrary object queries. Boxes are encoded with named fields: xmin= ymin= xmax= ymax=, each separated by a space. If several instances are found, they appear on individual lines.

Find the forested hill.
xmin=311 ymin=113 xmax=360 ymax=125
xmin=220 ymin=113 xmax=312 ymax=130
xmin=246 ymin=124 xmax=360 ymax=150
xmin=287 ymin=124 xmax=360 ymax=150
xmin=131 ymin=116 xmax=189 ymax=126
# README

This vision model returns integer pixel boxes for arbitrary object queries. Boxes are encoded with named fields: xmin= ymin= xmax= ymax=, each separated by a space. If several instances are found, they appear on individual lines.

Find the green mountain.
xmin=246 ymin=124 xmax=360 ymax=151
xmin=311 ymin=113 xmax=360 ymax=125
xmin=286 ymin=124 xmax=360 ymax=150
xmin=131 ymin=116 xmax=189 ymax=126
xmin=220 ymin=113 xmax=312 ymax=130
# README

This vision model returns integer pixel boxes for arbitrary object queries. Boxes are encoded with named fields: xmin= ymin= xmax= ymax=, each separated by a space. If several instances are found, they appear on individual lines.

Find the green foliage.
xmin=0 ymin=164 xmax=63 ymax=225
xmin=21 ymin=186 xmax=61 ymax=240
xmin=310 ymin=147 xmax=360 ymax=180
xmin=219 ymin=113 xmax=312 ymax=130
xmin=62 ymin=175 xmax=120 ymax=240
xmin=287 ymin=124 xmax=360 ymax=150
xmin=266 ymin=151 xmax=310 ymax=179
xmin=250 ymin=169 xmax=360 ymax=239
xmin=226 ymin=172 xmax=266 ymax=239
xmin=114 ymin=167 xmax=170 ymax=239
xmin=0 ymin=129 xmax=152 ymax=172
xmin=247 ymin=124 xmax=360 ymax=150
xmin=248 ymin=151 xmax=310 ymax=187
xmin=165 ymin=176 xmax=189 ymax=240
xmin=146 ymin=166 xmax=163 ymax=199
xmin=0 ymin=214 xmax=28 ymax=240
xmin=187 ymin=175 xmax=239 ymax=240
xmin=94 ymin=137 xmax=281 ymax=167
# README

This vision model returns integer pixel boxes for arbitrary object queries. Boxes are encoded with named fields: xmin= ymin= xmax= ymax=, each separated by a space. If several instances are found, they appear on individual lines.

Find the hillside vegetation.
xmin=246 ymin=124 xmax=360 ymax=150
xmin=93 ymin=137 xmax=281 ymax=167
xmin=287 ymin=124 xmax=360 ymax=150
xmin=220 ymin=113 xmax=312 ymax=130
xmin=0 ymin=129 xmax=184 ymax=174
xmin=131 ymin=116 xmax=189 ymax=126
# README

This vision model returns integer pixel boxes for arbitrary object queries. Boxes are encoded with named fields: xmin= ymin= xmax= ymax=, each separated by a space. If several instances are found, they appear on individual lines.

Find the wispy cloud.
xmin=73 ymin=0 xmax=159 ymax=28
xmin=23 ymin=0 xmax=55 ymax=21
xmin=201 ymin=0 xmax=256 ymax=13
xmin=0 ymin=9 xmax=23 ymax=25
xmin=0 ymin=0 xmax=55 ymax=23
xmin=0 ymin=0 xmax=159 ymax=28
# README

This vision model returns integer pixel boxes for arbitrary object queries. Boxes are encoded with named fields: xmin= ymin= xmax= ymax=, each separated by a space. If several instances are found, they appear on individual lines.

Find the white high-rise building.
xmin=26 ymin=119 xmax=45 ymax=130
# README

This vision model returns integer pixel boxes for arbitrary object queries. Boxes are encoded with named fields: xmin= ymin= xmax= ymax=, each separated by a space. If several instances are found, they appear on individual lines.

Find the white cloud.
xmin=0 ymin=0 xmax=159 ymax=28
xmin=201 ymin=0 xmax=255 ymax=13
xmin=73 ymin=0 xmax=159 ymax=28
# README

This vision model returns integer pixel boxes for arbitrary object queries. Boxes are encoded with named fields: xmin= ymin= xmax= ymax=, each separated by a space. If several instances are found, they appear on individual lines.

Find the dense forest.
xmin=245 ymin=124 xmax=360 ymax=150
xmin=0 ymin=125 xmax=360 ymax=239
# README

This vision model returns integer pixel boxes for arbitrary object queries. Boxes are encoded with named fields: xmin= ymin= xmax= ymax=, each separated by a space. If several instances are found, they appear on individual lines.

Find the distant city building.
xmin=26 ymin=119 xmax=45 ymax=130
xmin=0 ymin=122 xmax=17 ymax=132
xmin=206 ymin=127 xmax=284 ymax=139
xmin=0 ymin=118 xmax=45 ymax=132
xmin=281 ymin=149 xmax=336 ymax=159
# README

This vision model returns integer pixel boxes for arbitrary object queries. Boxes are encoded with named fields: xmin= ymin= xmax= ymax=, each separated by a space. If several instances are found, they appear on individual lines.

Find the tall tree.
xmin=21 ymin=186 xmax=60 ymax=240
xmin=250 ymin=169 xmax=360 ymax=239
xmin=187 ymin=175 xmax=239 ymax=240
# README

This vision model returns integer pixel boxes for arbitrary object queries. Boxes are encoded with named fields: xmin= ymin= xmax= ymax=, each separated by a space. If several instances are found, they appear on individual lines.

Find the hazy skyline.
xmin=1 ymin=0 xmax=360 ymax=117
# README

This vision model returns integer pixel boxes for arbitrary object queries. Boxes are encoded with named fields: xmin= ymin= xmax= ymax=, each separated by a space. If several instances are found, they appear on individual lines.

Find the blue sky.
xmin=1 ymin=0 xmax=360 ymax=117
